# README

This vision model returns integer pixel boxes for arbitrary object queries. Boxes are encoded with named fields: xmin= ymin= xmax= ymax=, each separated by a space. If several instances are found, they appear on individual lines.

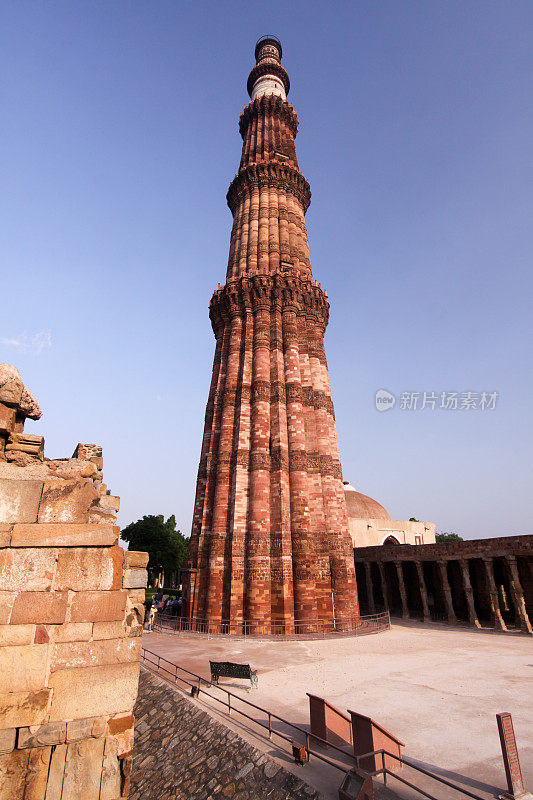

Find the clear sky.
xmin=2 ymin=1 xmax=532 ymax=540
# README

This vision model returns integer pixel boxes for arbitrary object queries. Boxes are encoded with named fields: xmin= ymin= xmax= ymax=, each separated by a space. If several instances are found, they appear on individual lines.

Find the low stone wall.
xmin=131 ymin=668 xmax=325 ymax=800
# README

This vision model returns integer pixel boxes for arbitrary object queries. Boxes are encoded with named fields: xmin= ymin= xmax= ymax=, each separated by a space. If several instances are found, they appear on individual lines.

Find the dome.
xmin=343 ymin=482 xmax=391 ymax=520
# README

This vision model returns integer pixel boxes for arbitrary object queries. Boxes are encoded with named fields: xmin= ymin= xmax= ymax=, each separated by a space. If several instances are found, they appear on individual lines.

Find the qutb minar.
xmin=184 ymin=37 xmax=359 ymax=631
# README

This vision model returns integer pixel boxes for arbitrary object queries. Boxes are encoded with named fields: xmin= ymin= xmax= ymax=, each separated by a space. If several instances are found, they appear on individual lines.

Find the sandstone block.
xmin=66 ymin=716 xmax=106 ymax=743
xmin=54 ymin=622 xmax=93 ymax=643
xmin=17 ymin=721 xmax=66 ymax=748
xmin=92 ymin=621 xmax=126 ymax=640
xmin=124 ymin=550 xmax=149 ymax=569
xmin=34 ymin=624 xmax=50 ymax=643
xmin=0 ymin=479 xmax=43 ymax=524
xmin=6 ymin=432 xmax=44 ymax=451
xmin=0 ymin=525 xmax=11 ymax=547
xmin=123 ymin=568 xmax=147 ymax=589
xmin=0 ymin=364 xmax=24 ymax=406
xmin=0 ymin=548 xmax=57 ymax=591
xmin=51 ymin=637 xmax=141 ymax=671
xmin=0 ymin=728 xmax=15 ymax=754
xmin=48 ymin=662 xmax=140 ymax=723
xmin=10 ymin=523 xmax=118 ymax=548
xmin=37 ymin=477 xmax=99 ymax=524
xmin=0 ymin=624 xmax=34 ymax=646
xmin=124 ymin=591 xmax=146 ymax=634
xmin=0 ymin=748 xmax=29 ymax=800
xmin=69 ymin=590 xmax=127 ymax=623
xmin=54 ymin=460 xmax=97 ymax=479
xmin=0 ymin=592 xmax=15 ymax=624
xmin=0 ymin=643 xmax=48 ymax=693
xmin=11 ymin=592 xmax=68 ymax=625
xmin=87 ymin=506 xmax=116 ymax=524
xmin=107 ymin=713 xmax=134 ymax=736
xmin=44 ymin=743 xmax=67 ymax=800
xmin=55 ymin=546 xmax=123 ymax=591
xmin=98 ymin=494 xmax=120 ymax=513
xmin=72 ymin=444 xmax=102 ymax=461
xmin=126 ymin=589 xmax=146 ymax=602
xmin=99 ymin=751 xmax=121 ymax=800
xmin=0 ymin=688 xmax=51 ymax=729
xmin=24 ymin=745 xmax=52 ymax=800
xmin=61 ymin=737 xmax=105 ymax=800
xmin=0 ymin=405 xmax=15 ymax=435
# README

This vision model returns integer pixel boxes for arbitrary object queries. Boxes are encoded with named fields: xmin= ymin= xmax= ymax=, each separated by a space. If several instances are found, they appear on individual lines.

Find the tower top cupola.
xmin=247 ymin=35 xmax=290 ymax=101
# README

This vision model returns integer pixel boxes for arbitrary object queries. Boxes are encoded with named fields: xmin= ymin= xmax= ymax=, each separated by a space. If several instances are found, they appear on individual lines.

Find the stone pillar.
xmin=459 ymin=559 xmax=481 ymax=628
xmin=282 ymin=305 xmax=316 ymax=624
xmin=378 ymin=562 xmax=389 ymax=611
xmin=247 ymin=184 xmax=260 ymax=271
xmin=207 ymin=314 xmax=243 ymax=623
xmin=415 ymin=561 xmax=431 ymax=622
xmin=437 ymin=560 xmax=457 ymax=625
xmin=364 ymin=562 xmax=376 ymax=614
xmin=482 ymin=557 xmax=507 ymax=631
xmin=394 ymin=561 xmax=410 ymax=620
xmin=246 ymin=304 xmax=271 ymax=625
xmin=505 ymin=556 xmax=533 ymax=634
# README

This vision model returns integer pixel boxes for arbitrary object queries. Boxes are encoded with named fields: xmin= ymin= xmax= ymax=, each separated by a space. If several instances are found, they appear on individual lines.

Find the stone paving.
xmin=142 ymin=620 xmax=533 ymax=799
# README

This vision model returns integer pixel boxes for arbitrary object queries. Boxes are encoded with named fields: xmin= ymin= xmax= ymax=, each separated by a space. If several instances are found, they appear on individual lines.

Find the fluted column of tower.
xmin=186 ymin=37 xmax=358 ymax=632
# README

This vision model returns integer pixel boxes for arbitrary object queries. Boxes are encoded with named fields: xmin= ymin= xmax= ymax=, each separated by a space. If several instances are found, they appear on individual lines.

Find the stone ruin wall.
xmin=0 ymin=365 xmax=148 ymax=800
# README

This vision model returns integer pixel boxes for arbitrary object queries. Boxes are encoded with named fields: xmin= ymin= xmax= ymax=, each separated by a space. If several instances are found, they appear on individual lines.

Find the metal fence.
xmin=152 ymin=611 xmax=390 ymax=639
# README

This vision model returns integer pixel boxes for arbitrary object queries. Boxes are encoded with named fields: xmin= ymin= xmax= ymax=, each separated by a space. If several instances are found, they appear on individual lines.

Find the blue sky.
xmin=2 ymin=1 xmax=532 ymax=539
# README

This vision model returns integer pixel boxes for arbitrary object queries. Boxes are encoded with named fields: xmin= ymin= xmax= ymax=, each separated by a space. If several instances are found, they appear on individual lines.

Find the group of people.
xmin=144 ymin=591 xmax=183 ymax=631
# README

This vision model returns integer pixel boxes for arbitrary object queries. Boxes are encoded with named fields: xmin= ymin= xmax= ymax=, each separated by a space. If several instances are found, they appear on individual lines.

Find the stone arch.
xmin=382 ymin=534 xmax=401 ymax=546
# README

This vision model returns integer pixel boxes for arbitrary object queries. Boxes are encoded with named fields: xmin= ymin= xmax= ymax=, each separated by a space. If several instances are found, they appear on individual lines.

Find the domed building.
xmin=343 ymin=482 xmax=435 ymax=548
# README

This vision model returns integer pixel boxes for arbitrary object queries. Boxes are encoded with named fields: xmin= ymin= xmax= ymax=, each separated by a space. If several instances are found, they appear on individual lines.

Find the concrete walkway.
xmin=142 ymin=621 xmax=532 ymax=800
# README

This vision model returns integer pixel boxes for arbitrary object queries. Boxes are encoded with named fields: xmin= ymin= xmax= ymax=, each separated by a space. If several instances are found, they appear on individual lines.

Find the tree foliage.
xmin=435 ymin=531 xmax=464 ymax=543
xmin=121 ymin=514 xmax=189 ymax=574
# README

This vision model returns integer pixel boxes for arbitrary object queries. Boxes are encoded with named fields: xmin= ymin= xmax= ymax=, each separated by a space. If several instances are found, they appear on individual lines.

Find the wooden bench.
xmin=209 ymin=661 xmax=258 ymax=688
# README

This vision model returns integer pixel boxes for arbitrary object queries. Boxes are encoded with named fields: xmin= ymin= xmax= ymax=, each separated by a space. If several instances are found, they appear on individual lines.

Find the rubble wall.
xmin=0 ymin=365 xmax=147 ymax=800
xmin=131 ymin=668 xmax=324 ymax=800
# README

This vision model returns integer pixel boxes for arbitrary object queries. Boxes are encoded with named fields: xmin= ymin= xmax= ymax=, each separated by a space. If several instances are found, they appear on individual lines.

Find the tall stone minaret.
xmin=185 ymin=37 xmax=359 ymax=631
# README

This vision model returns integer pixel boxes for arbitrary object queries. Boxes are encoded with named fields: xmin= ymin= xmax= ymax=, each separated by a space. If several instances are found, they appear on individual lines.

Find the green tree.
xmin=435 ymin=531 xmax=464 ymax=543
xmin=409 ymin=517 xmax=419 ymax=522
xmin=121 ymin=515 xmax=189 ymax=580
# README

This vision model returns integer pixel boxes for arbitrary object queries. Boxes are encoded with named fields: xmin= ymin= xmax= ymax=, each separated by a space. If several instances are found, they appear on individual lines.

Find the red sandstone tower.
xmin=185 ymin=37 xmax=358 ymax=632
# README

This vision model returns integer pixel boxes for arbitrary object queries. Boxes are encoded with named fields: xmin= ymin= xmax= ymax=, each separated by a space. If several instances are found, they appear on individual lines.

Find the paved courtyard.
xmin=142 ymin=621 xmax=532 ymax=799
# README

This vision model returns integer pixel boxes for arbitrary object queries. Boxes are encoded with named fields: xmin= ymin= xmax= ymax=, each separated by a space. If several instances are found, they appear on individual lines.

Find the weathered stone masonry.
xmin=0 ymin=364 xmax=148 ymax=799
xmin=131 ymin=668 xmax=324 ymax=800
xmin=186 ymin=38 xmax=358 ymax=630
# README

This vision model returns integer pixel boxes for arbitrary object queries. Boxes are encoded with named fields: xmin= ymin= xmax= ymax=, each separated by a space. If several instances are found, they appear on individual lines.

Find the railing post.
xmin=268 ymin=712 xmax=272 ymax=739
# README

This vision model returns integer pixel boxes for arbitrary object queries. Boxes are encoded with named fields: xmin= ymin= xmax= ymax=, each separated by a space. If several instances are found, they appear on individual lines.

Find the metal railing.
xmin=140 ymin=647 xmax=495 ymax=800
xmin=140 ymin=646 xmax=353 ymax=777
xmin=152 ymin=611 xmax=390 ymax=639
xmin=356 ymin=749 xmax=487 ymax=800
